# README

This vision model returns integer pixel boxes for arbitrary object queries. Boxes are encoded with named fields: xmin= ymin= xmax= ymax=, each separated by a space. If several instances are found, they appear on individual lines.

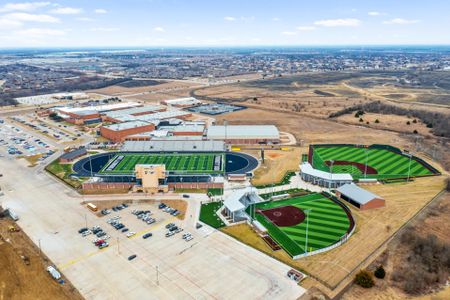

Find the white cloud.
xmin=272 ymin=17 xmax=280 ymax=22
xmin=224 ymin=16 xmax=236 ymax=21
xmin=94 ymin=9 xmax=107 ymax=14
xmin=50 ymin=7 xmax=82 ymax=15
xmin=296 ymin=26 xmax=316 ymax=31
xmin=153 ymin=27 xmax=165 ymax=32
xmin=0 ymin=18 xmax=23 ymax=29
xmin=368 ymin=11 xmax=380 ymax=16
xmin=16 ymin=27 xmax=65 ymax=37
xmin=0 ymin=2 xmax=50 ymax=13
xmin=2 ymin=12 xmax=60 ymax=23
xmin=314 ymin=18 xmax=361 ymax=27
xmin=90 ymin=27 xmax=119 ymax=32
xmin=76 ymin=17 xmax=93 ymax=22
xmin=281 ymin=31 xmax=297 ymax=36
xmin=383 ymin=18 xmax=420 ymax=25
xmin=240 ymin=16 xmax=255 ymax=22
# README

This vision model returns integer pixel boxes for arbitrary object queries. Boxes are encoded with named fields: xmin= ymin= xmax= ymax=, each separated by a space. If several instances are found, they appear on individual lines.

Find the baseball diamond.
xmin=251 ymin=193 xmax=354 ymax=257
xmin=310 ymin=144 xmax=437 ymax=180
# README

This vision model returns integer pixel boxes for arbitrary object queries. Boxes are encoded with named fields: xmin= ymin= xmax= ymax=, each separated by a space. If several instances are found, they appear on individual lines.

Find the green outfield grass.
xmin=252 ymin=193 xmax=352 ymax=257
xmin=99 ymin=153 xmax=223 ymax=174
xmin=311 ymin=145 xmax=434 ymax=180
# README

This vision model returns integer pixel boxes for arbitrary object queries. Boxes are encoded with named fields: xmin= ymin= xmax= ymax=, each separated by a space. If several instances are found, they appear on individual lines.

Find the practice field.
xmin=251 ymin=193 xmax=353 ymax=257
xmin=311 ymin=144 xmax=436 ymax=180
xmin=99 ymin=153 xmax=224 ymax=174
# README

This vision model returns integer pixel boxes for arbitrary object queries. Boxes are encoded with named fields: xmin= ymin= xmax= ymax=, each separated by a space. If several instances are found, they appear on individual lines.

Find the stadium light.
xmin=304 ymin=209 xmax=312 ymax=255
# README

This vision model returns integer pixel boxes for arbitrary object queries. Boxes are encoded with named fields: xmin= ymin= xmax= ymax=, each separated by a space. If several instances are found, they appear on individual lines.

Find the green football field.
xmin=252 ymin=193 xmax=352 ymax=257
xmin=311 ymin=145 xmax=434 ymax=180
xmin=99 ymin=153 xmax=223 ymax=174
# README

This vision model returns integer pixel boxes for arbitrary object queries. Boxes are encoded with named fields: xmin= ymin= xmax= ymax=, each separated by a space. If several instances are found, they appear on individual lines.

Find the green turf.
xmin=251 ymin=193 xmax=352 ymax=257
xmin=99 ymin=153 xmax=224 ymax=174
xmin=311 ymin=145 xmax=434 ymax=180
xmin=199 ymin=202 xmax=225 ymax=228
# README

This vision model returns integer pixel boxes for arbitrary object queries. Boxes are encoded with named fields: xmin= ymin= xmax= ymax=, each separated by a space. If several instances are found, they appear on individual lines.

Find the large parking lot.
xmin=0 ymin=119 xmax=55 ymax=159
xmin=11 ymin=114 xmax=82 ymax=143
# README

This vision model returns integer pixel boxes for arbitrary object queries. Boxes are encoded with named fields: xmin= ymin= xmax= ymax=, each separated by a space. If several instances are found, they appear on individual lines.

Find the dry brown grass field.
xmin=0 ymin=219 xmax=83 ymax=300
xmin=342 ymin=192 xmax=450 ymax=300
xmin=89 ymin=80 xmax=201 ymax=96
xmin=241 ymin=148 xmax=303 ymax=186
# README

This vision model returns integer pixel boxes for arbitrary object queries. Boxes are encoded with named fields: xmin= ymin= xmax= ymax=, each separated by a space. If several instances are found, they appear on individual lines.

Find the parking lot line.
xmin=128 ymin=215 xmax=177 ymax=239
xmin=58 ymin=216 xmax=177 ymax=270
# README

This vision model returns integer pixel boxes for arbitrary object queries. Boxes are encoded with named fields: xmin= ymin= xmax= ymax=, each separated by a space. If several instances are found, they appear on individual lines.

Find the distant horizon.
xmin=2 ymin=44 xmax=450 ymax=51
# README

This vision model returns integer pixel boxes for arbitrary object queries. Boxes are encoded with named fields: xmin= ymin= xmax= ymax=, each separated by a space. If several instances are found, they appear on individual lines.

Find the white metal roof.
xmin=105 ymin=105 xmax=165 ymax=118
xmin=336 ymin=183 xmax=383 ymax=205
xmin=163 ymin=97 xmax=200 ymax=105
xmin=224 ymin=189 xmax=247 ymax=212
xmin=58 ymin=102 xmax=141 ymax=114
xmin=207 ymin=125 xmax=279 ymax=139
xmin=102 ymin=120 xmax=152 ymax=131
xmin=121 ymin=140 xmax=225 ymax=152
xmin=114 ymin=110 xmax=191 ymax=123
xmin=300 ymin=162 xmax=353 ymax=181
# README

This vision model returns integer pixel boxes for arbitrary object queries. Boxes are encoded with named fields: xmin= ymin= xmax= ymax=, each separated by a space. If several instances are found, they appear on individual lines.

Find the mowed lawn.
xmin=312 ymin=146 xmax=434 ymax=180
xmin=253 ymin=193 xmax=351 ymax=257
xmin=100 ymin=153 xmax=222 ymax=174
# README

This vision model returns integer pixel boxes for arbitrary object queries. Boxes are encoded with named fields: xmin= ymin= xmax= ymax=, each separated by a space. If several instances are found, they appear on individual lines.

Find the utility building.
xmin=336 ymin=183 xmax=385 ymax=210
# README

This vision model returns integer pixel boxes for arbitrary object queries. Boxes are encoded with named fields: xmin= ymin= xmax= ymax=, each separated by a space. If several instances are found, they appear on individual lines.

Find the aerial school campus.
xmin=0 ymin=92 xmax=445 ymax=299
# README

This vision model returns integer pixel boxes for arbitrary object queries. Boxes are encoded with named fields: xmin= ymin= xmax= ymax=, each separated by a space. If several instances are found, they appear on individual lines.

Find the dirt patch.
xmin=258 ymin=206 xmax=305 ymax=227
xmin=0 ymin=218 xmax=82 ymax=300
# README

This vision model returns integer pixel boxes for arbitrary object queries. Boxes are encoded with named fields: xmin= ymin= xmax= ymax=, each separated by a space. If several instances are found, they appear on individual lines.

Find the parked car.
xmin=121 ymin=228 xmax=129 ymax=233
xmin=158 ymin=203 xmax=167 ymax=209
xmin=128 ymin=255 xmax=137 ymax=261
xmin=126 ymin=232 xmax=136 ymax=238
xmin=185 ymin=236 xmax=194 ymax=242
xmin=82 ymin=230 xmax=92 ymax=237
xmin=78 ymin=227 xmax=88 ymax=234
xmin=142 ymin=233 xmax=153 ymax=239
xmin=165 ymin=231 xmax=175 ymax=237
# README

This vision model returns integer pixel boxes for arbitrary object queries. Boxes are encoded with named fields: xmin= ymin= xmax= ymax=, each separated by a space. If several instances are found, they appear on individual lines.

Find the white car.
xmin=185 ymin=236 xmax=194 ymax=242
xmin=82 ymin=230 xmax=92 ymax=237
xmin=182 ymin=233 xmax=191 ymax=239
xmin=126 ymin=232 xmax=136 ymax=238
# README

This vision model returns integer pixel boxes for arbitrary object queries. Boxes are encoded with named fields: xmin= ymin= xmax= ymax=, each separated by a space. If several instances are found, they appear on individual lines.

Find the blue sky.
xmin=0 ymin=0 xmax=449 ymax=48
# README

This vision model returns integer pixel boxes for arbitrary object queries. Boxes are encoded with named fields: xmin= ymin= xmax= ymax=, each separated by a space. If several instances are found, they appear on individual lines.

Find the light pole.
xmin=304 ymin=209 xmax=312 ymax=255
xmin=156 ymin=266 xmax=159 ymax=285
xmin=407 ymin=153 xmax=413 ymax=182
xmin=329 ymin=160 xmax=334 ymax=188
xmin=364 ymin=148 xmax=369 ymax=179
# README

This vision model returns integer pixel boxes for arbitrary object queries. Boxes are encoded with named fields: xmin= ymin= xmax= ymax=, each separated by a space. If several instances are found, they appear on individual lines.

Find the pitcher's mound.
xmin=258 ymin=206 xmax=305 ymax=227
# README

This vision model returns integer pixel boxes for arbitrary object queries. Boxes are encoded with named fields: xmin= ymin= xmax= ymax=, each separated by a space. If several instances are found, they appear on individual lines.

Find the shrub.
xmin=375 ymin=119 xmax=380 ymax=123
xmin=413 ymin=130 xmax=418 ymax=134
xmin=355 ymin=270 xmax=375 ymax=288
xmin=374 ymin=265 xmax=386 ymax=279
xmin=359 ymin=118 xmax=364 ymax=122
xmin=406 ymin=121 xmax=411 ymax=125
xmin=413 ymin=119 xmax=417 ymax=123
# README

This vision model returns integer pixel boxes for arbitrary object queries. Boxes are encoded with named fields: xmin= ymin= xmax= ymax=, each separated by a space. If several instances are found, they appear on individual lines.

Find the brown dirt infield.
xmin=258 ymin=205 xmax=305 ymax=227
xmin=325 ymin=160 xmax=378 ymax=175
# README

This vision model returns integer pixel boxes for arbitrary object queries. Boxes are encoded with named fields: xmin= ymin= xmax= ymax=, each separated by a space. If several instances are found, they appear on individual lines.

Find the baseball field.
xmin=99 ymin=153 xmax=224 ymax=174
xmin=311 ymin=145 xmax=436 ymax=180
xmin=251 ymin=193 xmax=354 ymax=257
